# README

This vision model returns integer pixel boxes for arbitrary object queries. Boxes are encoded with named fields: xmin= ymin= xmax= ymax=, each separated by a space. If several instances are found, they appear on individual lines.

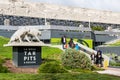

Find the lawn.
xmin=0 ymin=73 xmax=120 ymax=80
xmin=0 ymin=36 xmax=12 ymax=59
xmin=42 ymin=46 xmax=63 ymax=60
xmin=0 ymin=36 xmax=120 ymax=80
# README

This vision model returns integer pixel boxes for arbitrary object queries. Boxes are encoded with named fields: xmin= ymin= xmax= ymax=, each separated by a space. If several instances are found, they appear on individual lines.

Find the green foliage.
xmin=0 ymin=58 xmax=9 ymax=73
xmin=91 ymin=26 xmax=104 ymax=31
xmin=105 ymin=53 xmax=120 ymax=67
xmin=61 ymin=49 xmax=92 ymax=70
xmin=109 ymin=60 xmax=120 ymax=67
xmin=38 ymin=61 xmax=67 ymax=73
xmin=0 ymin=64 xmax=9 ymax=73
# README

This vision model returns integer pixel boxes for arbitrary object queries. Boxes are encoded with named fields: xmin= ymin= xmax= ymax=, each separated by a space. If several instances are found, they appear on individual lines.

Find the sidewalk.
xmin=97 ymin=67 xmax=120 ymax=77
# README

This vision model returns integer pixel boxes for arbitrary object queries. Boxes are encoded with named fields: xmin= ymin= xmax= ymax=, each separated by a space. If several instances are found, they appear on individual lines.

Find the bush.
xmin=109 ymin=60 xmax=120 ymax=67
xmin=0 ymin=63 xmax=9 ymax=73
xmin=0 ymin=57 xmax=9 ymax=73
xmin=105 ymin=53 xmax=120 ymax=67
xmin=38 ymin=61 xmax=67 ymax=73
xmin=61 ymin=49 xmax=92 ymax=70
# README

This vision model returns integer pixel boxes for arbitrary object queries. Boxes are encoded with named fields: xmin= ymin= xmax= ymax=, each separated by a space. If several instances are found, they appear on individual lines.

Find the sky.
xmin=27 ymin=0 xmax=120 ymax=12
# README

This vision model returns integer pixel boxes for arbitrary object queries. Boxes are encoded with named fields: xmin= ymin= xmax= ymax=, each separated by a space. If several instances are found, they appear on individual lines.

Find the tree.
xmin=91 ymin=26 xmax=105 ymax=31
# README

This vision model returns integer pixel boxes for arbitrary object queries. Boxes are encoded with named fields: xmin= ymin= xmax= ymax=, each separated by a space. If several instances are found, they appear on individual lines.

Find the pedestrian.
xmin=61 ymin=35 xmax=67 ymax=49
xmin=90 ymin=52 xmax=96 ymax=65
xmin=68 ymin=38 xmax=75 ymax=48
xmin=75 ymin=44 xmax=80 ymax=50
xmin=96 ymin=49 xmax=102 ymax=67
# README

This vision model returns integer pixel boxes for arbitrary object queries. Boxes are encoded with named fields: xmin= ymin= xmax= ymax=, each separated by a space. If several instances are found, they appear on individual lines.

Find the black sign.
xmin=13 ymin=46 xmax=41 ymax=67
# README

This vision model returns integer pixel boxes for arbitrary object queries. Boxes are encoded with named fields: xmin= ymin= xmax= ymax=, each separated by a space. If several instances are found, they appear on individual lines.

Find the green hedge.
xmin=38 ymin=61 xmax=67 ymax=73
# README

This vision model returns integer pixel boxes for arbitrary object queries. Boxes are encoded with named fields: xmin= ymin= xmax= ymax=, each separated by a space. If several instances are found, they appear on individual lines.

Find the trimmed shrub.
xmin=38 ymin=61 xmax=67 ymax=73
xmin=61 ymin=49 xmax=92 ymax=70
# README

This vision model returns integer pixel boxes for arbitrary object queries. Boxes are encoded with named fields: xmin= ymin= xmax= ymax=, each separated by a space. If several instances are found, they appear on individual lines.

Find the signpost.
xmin=4 ymin=42 xmax=47 ymax=67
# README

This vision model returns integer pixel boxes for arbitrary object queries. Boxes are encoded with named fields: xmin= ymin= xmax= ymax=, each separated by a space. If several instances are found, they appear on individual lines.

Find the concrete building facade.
xmin=0 ymin=0 xmax=120 ymax=28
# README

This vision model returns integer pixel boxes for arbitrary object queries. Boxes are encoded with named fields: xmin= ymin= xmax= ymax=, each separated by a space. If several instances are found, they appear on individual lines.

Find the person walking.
xmin=61 ymin=35 xmax=67 ymax=49
xmin=90 ymin=52 xmax=96 ymax=65
xmin=75 ymin=44 xmax=80 ymax=50
xmin=68 ymin=38 xmax=75 ymax=48
xmin=96 ymin=49 xmax=102 ymax=67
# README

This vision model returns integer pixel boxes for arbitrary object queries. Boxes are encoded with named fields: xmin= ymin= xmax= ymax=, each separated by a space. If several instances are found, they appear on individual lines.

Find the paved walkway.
xmin=97 ymin=67 xmax=120 ymax=77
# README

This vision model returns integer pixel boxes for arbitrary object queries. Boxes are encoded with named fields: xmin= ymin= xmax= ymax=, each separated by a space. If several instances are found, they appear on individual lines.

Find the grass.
xmin=0 ymin=36 xmax=120 ymax=80
xmin=0 ymin=73 xmax=120 ymax=80
xmin=0 ymin=36 xmax=12 ymax=59
xmin=42 ymin=46 xmax=63 ymax=60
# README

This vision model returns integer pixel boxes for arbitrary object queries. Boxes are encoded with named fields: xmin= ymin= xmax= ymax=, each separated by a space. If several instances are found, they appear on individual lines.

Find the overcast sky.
xmin=27 ymin=0 xmax=120 ymax=12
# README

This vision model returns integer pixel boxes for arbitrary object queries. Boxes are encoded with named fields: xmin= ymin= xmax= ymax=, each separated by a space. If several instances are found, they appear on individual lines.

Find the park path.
xmin=97 ymin=67 xmax=120 ymax=77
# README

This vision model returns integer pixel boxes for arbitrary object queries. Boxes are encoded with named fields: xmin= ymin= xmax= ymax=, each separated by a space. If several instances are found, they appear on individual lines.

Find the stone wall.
xmin=0 ymin=14 xmax=44 ymax=26
xmin=0 ymin=14 xmax=120 ymax=28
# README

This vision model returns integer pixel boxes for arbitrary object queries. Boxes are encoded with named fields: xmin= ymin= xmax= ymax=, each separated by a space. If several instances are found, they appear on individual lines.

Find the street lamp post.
xmin=89 ymin=16 xmax=91 ymax=28
xmin=88 ymin=14 xmax=91 ymax=28
xmin=44 ymin=13 xmax=47 ymax=25
xmin=42 ymin=10 xmax=49 ymax=26
xmin=38 ymin=10 xmax=51 ymax=26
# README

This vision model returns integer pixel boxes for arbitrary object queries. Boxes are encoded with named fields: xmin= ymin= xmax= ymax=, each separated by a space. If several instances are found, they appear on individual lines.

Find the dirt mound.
xmin=3 ymin=60 xmax=38 ymax=74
